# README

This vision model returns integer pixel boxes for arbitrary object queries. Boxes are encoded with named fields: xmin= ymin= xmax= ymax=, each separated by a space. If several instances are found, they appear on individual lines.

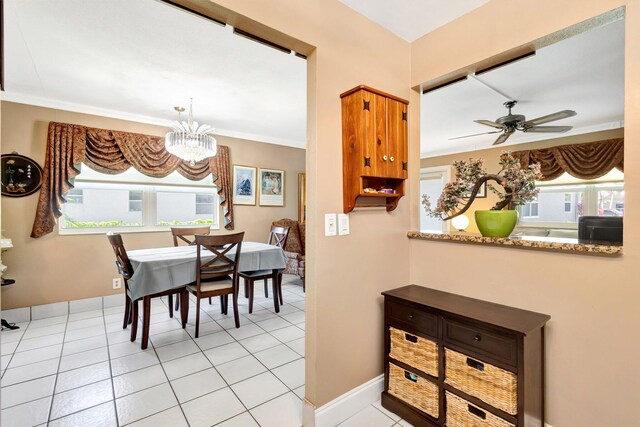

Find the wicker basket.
xmin=446 ymin=392 xmax=515 ymax=427
xmin=388 ymin=363 xmax=439 ymax=418
xmin=444 ymin=348 xmax=517 ymax=415
xmin=389 ymin=326 xmax=438 ymax=376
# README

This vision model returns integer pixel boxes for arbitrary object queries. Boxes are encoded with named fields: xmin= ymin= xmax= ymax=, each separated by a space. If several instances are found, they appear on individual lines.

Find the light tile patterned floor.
xmin=0 ymin=275 xmax=306 ymax=427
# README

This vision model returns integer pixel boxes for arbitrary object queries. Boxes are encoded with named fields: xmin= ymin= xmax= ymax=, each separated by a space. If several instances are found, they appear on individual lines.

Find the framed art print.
xmin=1 ymin=153 xmax=44 ymax=198
xmin=259 ymin=168 xmax=285 ymax=206
xmin=233 ymin=165 xmax=257 ymax=205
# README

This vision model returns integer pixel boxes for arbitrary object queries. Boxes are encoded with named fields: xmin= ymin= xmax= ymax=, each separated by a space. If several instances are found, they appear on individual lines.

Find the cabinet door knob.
xmin=383 ymin=155 xmax=388 ymax=161
xmin=473 ymin=335 xmax=482 ymax=342
xmin=408 ymin=314 xmax=415 ymax=320
xmin=390 ymin=156 xmax=395 ymax=162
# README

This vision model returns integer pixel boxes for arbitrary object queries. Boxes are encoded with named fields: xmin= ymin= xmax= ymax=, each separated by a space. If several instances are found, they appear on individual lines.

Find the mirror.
xmin=419 ymin=10 xmax=624 ymax=244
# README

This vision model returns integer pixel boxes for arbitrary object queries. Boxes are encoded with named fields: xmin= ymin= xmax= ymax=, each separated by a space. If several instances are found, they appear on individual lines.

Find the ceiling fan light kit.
xmin=451 ymin=100 xmax=577 ymax=145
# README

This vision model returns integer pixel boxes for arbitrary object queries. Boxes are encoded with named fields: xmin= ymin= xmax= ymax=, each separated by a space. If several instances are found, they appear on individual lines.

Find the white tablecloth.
xmin=126 ymin=242 xmax=287 ymax=301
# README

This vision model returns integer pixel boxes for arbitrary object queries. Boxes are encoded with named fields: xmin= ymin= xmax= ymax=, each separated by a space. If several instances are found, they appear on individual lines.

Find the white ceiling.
xmin=339 ymin=0 xmax=489 ymax=42
xmin=3 ymin=0 xmax=307 ymax=148
xmin=421 ymin=19 xmax=625 ymax=158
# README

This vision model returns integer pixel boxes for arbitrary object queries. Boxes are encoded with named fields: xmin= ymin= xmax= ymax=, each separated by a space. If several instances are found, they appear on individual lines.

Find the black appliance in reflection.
xmin=578 ymin=216 xmax=623 ymax=244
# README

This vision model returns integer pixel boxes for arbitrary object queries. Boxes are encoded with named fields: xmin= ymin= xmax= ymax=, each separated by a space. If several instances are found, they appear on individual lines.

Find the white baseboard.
xmin=306 ymin=375 xmax=556 ymax=427
xmin=313 ymin=375 xmax=384 ymax=427
xmin=1 ymin=294 xmax=124 ymax=323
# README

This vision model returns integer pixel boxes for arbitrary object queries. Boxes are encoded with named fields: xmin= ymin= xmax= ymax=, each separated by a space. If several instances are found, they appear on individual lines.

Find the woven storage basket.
xmin=444 ymin=348 xmax=517 ymax=415
xmin=446 ymin=392 xmax=515 ymax=427
xmin=388 ymin=363 xmax=439 ymax=418
xmin=389 ymin=326 xmax=438 ymax=376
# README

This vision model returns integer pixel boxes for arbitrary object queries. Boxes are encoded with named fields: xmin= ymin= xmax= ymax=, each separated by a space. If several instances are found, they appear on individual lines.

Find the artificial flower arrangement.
xmin=422 ymin=151 xmax=542 ymax=221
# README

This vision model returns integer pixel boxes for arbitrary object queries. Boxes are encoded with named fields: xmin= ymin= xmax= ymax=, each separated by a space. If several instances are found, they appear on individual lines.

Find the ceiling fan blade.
xmin=493 ymin=129 xmax=515 ymax=145
xmin=474 ymin=119 xmax=504 ymax=129
xmin=525 ymin=125 xmax=573 ymax=133
xmin=448 ymin=130 xmax=502 ymax=141
xmin=525 ymin=110 xmax=577 ymax=126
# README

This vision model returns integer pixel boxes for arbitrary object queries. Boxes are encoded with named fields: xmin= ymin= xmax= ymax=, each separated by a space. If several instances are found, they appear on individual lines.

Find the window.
xmin=564 ymin=193 xmax=572 ymax=213
xmin=129 ymin=191 xmax=143 ymax=212
xmin=516 ymin=170 xmax=623 ymax=228
xmin=521 ymin=198 xmax=539 ymax=218
xmin=65 ymin=189 xmax=83 ymax=204
xmin=195 ymin=194 xmax=215 ymax=215
xmin=60 ymin=166 xmax=219 ymax=234
xmin=419 ymin=166 xmax=452 ymax=233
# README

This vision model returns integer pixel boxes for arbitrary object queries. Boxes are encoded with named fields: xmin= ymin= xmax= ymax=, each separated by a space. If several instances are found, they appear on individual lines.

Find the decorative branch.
xmin=422 ymin=151 xmax=541 ymax=221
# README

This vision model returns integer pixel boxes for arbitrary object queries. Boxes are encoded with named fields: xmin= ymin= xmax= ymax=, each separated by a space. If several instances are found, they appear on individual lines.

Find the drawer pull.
xmin=466 ymin=357 xmax=485 ymax=371
xmin=473 ymin=334 xmax=482 ymax=342
xmin=404 ymin=371 xmax=418 ymax=382
xmin=408 ymin=313 xmax=415 ymax=320
xmin=405 ymin=333 xmax=418 ymax=343
xmin=468 ymin=404 xmax=486 ymax=419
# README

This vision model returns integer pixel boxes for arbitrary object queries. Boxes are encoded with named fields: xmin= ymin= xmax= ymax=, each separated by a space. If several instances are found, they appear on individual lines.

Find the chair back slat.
xmin=268 ymin=226 xmax=289 ymax=249
xmin=106 ymin=232 xmax=133 ymax=280
xmin=196 ymin=232 xmax=245 ymax=286
xmin=171 ymin=226 xmax=211 ymax=246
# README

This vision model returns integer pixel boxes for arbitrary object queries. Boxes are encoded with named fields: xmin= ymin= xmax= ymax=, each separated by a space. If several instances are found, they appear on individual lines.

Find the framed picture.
xmin=259 ymin=168 xmax=285 ymax=206
xmin=298 ymin=173 xmax=306 ymax=223
xmin=476 ymin=181 xmax=487 ymax=198
xmin=1 ymin=153 xmax=44 ymax=198
xmin=233 ymin=165 xmax=257 ymax=205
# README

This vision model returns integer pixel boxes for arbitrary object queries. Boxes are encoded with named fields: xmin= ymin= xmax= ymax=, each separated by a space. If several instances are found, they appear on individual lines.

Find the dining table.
xmin=127 ymin=242 xmax=286 ymax=298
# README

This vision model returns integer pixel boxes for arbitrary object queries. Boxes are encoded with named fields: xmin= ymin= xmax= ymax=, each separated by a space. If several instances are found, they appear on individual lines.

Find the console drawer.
xmin=388 ymin=301 xmax=437 ymax=336
xmin=388 ymin=363 xmax=439 ymax=419
xmin=445 ymin=348 xmax=517 ymax=415
xmin=446 ymin=392 xmax=515 ymax=427
xmin=389 ymin=326 xmax=438 ymax=377
xmin=444 ymin=319 xmax=517 ymax=365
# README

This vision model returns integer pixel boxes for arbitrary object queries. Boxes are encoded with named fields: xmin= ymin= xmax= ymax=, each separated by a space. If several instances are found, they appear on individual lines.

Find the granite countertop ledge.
xmin=407 ymin=231 xmax=623 ymax=256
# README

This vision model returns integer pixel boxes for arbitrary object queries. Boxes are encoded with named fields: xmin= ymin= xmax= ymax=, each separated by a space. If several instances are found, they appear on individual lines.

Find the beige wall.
xmin=0 ymin=101 xmax=305 ymax=309
xmin=421 ymin=128 xmax=624 ymax=233
xmin=409 ymin=1 xmax=639 ymax=426
xmin=208 ymin=0 xmax=413 ymax=409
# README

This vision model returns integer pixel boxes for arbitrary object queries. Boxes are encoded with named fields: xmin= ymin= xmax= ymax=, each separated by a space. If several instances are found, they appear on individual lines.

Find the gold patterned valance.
xmin=31 ymin=122 xmax=233 ymax=238
xmin=512 ymin=138 xmax=623 ymax=181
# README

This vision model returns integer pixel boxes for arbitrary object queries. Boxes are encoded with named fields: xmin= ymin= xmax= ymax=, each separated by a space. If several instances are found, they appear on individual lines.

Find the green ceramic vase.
xmin=474 ymin=210 xmax=518 ymax=237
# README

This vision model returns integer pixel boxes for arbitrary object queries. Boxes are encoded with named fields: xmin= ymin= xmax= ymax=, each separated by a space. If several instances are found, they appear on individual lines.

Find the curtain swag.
xmin=512 ymin=138 xmax=624 ymax=181
xmin=31 ymin=122 xmax=234 ymax=238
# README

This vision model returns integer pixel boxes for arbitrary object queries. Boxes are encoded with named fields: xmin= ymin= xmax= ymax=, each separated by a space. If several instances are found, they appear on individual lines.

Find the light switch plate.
xmin=325 ymin=213 xmax=337 ymax=236
xmin=338 ymin=213 xmax=350 ymax=235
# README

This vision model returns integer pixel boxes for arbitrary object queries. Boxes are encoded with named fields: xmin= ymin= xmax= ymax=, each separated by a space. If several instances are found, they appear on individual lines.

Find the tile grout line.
xmin=45 ymin=313 xmax=69 ymax=424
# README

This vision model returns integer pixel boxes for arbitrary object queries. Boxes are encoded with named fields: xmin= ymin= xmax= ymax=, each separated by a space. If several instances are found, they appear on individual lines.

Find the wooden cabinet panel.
xmin=382 ymin=285 xmax=550 ymax=427
xmin=341 ymin=85 xmax=408 ymax=213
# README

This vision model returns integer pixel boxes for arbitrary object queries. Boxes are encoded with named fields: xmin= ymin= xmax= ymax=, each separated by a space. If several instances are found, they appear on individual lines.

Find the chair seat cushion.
xmin=187 ymin=275 xmax=233 ymax=293
xmin=239 ymin=269 xmax=280 ymax=278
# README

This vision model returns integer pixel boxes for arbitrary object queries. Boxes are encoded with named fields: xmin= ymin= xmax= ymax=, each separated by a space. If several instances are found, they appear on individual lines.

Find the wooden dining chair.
xmin=240 ymin=226 xmax=289 ymax=314
xmin=107 ymin=232 xmax=188 ymax=349
xmin=187 ymin=232 xmax=245 ymax=338
xmin=170 ymin=226 xmax=211 ymax=311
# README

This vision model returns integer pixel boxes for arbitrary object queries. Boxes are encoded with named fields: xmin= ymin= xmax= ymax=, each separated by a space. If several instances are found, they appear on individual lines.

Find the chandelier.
xmin=165 ymin=98 xmax=217 ymax=166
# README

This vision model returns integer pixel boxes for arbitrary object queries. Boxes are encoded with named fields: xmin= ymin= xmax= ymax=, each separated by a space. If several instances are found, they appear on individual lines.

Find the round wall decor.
xmin=1 ymin=153 xmax=44 ymax=197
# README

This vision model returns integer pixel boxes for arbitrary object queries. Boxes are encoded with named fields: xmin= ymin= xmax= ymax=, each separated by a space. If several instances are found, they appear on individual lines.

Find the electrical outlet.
xmin=112 ymin=278 xmax=122 ymax=289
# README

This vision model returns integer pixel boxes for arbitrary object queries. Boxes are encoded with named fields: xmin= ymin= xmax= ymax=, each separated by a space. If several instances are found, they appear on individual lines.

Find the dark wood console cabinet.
xmin=382 ymin=285 xmax=550 ymax=427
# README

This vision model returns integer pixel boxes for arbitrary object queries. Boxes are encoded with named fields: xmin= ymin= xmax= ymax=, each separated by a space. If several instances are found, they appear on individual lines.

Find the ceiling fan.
xmin=450 ymin=101 xmax=577 ymax=145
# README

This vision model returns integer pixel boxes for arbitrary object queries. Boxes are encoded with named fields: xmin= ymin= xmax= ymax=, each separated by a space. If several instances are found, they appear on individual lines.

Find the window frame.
xmin=419 ymin=166 xmax=452 ymax=233
xmin=59 ymin=180 xmax=221 ymax=235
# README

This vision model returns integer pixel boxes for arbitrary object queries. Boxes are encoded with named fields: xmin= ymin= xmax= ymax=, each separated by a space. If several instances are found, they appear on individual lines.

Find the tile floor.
xmin=0 ymin=275 xmax=306 ymax=427
xmin=1 ymin=275 xmax=414 ymax=427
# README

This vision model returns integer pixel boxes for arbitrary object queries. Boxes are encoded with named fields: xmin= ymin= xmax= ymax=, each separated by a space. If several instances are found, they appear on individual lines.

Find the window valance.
xmin=31 ymin=122 xmax=234 ymax=238
xmin=512 ymin=138 xmax=623 ymax=181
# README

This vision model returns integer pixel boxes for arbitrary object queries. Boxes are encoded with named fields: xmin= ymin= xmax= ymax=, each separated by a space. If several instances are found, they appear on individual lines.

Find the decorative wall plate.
xmin=1 ymin=153 xmax=44 ymax=197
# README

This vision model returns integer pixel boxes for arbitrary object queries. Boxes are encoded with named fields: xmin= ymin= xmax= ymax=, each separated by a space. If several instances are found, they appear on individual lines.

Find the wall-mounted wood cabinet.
xmin=341 ymin=85 xmax=408 ymax=213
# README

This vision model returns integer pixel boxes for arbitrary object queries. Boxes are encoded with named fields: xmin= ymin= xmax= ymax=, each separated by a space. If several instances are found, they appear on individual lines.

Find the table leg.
xmin=180 ymin=290 xmax=188 ymax=328
xmin=272 ymin=269 xmax=280 ymax=313
xmin=142 ymin=296 xmax=151 ymax=350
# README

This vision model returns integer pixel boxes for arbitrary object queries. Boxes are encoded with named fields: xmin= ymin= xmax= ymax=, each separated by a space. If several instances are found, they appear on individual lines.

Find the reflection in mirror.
xmin=419 ymin=11 xmax=624 ymax=244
